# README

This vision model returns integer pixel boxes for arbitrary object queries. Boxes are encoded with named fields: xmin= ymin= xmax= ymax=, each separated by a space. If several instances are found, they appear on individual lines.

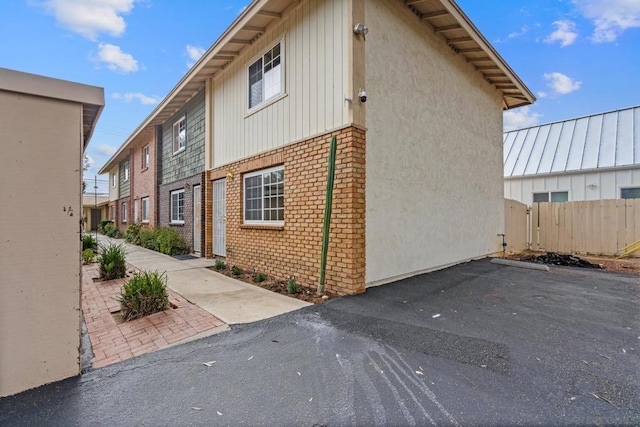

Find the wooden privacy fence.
xmin=504 ymin=198 xmax=640 ymax=256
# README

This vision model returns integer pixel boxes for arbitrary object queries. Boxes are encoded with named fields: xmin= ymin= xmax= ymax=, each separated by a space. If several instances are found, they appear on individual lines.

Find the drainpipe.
xmin=318 ymin=136 xmax=337 ymax=295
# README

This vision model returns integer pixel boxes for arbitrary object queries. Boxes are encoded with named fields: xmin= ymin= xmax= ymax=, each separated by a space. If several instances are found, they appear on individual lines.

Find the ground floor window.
xmin=621 ymin=187 xmax=640 ymax=199
xmin=141 ymin=197 xmax=149 ymax=223
xmin=110 ymin=205 xmax=115 ymax=221
xmin=243 ymin=166 xmax=284 ymax=225
xmin=121 ymin=201 xmax=128 ymax=222
xmin=533 ymin=191 xmax=568 ymax=203
xmin=170 ymin=190 xmax=185 ymax=223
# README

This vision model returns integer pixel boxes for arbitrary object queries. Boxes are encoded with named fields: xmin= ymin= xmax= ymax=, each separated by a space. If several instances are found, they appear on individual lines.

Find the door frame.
xmin=193 ymin=184 xmax=201 ymax=256
xmin=213 ymin=179 xmax=226 ymax=257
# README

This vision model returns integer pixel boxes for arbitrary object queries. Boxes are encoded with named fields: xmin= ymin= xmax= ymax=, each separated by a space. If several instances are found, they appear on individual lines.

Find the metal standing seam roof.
xmin=504 ymin=105 xmax=640 ymax=178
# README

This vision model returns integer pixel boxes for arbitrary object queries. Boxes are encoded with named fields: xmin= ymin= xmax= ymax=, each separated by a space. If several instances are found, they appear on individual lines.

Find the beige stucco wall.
xmin=364 ymin=1 xmax=505 ymax=286
xmin=0 ymin=91 xmax=83 ymax=396
xmin=108 ymin=166 xmax=119 ymax=201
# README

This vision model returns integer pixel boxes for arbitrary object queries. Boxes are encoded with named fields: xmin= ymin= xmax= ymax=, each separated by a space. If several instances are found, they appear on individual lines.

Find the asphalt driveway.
xmin=1 ymin=259 xmax=638 ymax=426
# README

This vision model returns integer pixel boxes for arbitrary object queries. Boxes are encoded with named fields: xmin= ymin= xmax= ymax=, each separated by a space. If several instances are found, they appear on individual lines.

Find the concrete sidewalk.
xmin=95 ymin=235 xmax=311 ymax=324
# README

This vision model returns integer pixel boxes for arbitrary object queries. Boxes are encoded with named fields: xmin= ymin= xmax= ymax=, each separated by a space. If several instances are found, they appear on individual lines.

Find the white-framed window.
xmin=110 ymin=205 xmax=115 ymax=221
xmin=248 ymin=41 xmax=283 ymax=110
xmin=142 ymin=145 xmax=149 ymax=169
xmin=111 ymin=173 xmax=117 ymax=188
xmin=621 ymin=187 xmax=640 ymax=199
xmin=173 ymin=117 xmax=186 ymax=153
xmin=244 ymin=166 xmax=284 ymax=225
xmin=123 ymin=160 xmax=130 ymax=182
xmin=170 ymin=189 xmax=185 ymax=223
xmin=533 ymin=191 xmax=569 ymax=203
xmin=141 ymin=197 xmax=149 ymax=223
xmin=121 ymin=201 xmax=128 ymax=223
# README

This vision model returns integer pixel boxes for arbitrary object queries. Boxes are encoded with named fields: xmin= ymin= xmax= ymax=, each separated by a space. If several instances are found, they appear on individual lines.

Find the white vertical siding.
xmin=212 ymin=0 xmax=349 ymax=168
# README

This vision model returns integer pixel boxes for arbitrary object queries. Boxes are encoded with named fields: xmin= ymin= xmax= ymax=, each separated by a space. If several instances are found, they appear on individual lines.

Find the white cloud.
xmin=186 ymin=44 xmax=205 ymax=67
xmin=573 ymin=0 xmax=640 ymax=43
xmin=504 ymin=106 xmax=542 ymax=132
xmin=38 ymin=0 xmax=136 ymax=40
xmin=543 ymin=72 xmax=582 ymax=94
xmin=112 ymin=91 xmax=160 ymax=105
xmin=508 ymin=26 xmax=529 ymax=39
xmin=537 ymin=91 xmax=548 ymax=99
xmin=96 ymin=43 xmax=138 ymax=73
xmin=96 ymin=144 xmax=117 ymax=156
xmin=545 ymin=20 xmax=578 ymax=47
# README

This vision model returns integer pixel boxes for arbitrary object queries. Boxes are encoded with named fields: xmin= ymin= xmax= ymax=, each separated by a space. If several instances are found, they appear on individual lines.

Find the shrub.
xmin=286 ymin=277 xmax=298 ymax=294
xmin=213 ymin=259 xmax=226 ymax=271
xmin=155 ymin=227 xmax=189 ymax=255
xmin=125 ymin=223 xmax=143 ymax=245
xmin=103 ymin=223 xmax=122 ymax=239
xmin=82 ymin=249 xmax=95 ymax=264
xmin=117 ymin=270 xmax=169 ymax=321
xmin=254 ymin=272 xmax=267 ymax=283
xmin=82 ymin=234 xmax=97 ymax=251
xmin=98 ymin=220 xmax=113 ymax=234
xmin=231 ymin=266 xmax=242 ymax=276
xmin=99 ymin=243 xmax=127 ymax=280
xmin=138 ymin=228 xmax=159 ymax=252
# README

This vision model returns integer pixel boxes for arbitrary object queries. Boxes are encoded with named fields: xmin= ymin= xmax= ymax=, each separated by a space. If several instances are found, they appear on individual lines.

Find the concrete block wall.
xmin=206 ymin=126 xmax=366 ymax=295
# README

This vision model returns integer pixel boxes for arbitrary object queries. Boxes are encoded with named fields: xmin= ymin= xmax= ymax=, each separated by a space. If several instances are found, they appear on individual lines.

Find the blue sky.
xmin=1 ymin=0 xmax=639 ymax=187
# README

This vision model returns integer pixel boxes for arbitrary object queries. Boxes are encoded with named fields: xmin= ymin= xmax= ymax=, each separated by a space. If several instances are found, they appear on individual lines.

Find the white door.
xmin=134 ymin=199 xmax=139 ymax=223
xmin=193 ymin=185 xmax=201 ymax=255
xmin=213 ymin=179 xmax=226 ymax=256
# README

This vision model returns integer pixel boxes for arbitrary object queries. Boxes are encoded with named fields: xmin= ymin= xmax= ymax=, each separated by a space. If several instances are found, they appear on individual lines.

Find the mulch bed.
xmin=208 ymin=265 xmax=338 ymax=304
xmin=508 ymin=251 xmax=640 ymax=275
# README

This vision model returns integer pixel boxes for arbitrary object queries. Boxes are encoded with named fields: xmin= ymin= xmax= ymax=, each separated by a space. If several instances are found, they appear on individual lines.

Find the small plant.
xmin=125 ymin=223 xmax=143 ymax=245
xmin=98 ymin=220 xmax=113 ymax=234
xmin=82 ymin=234 xmax=97 ymax=251
xmin=231 ymin=266 xmax=242 ymax=276
xmin=214 ymin=259 xmax=226 ymax=271
xmin=117 ymin=270 xmax=169 ymax=321
xmin=103 ymin=223 xmax=122 ymax=239
xmin=82 ymin=249 xmax=95 ymax=264
xmin=254 ymin=272 xmax=267 ymax=283
xmin=99 ymin=243 xmax=127 ymax=280
xmin=286 ymin=277 xmax=298 ymax=294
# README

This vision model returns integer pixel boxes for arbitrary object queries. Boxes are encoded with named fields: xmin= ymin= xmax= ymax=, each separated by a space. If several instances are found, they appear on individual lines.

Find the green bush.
xmin=125 ymin=223 xmax=143 ymax=245
xmin=155 ymin=227 xmax=189 ymax=255
xmin=82 ymin=249 xmax=95 ymax=264
xmin=82 ymin=234 xmax=97 ymax=251
xmin=117 ymin=270 xmax=169 ymax=321
xmin=286 ymin=277 xmax=298 ymax=294
xmin=254 ymin=272 xmax=267 ymax=283
xmin=99 ymin=243 xmax=127 ymax=280
xmin=213 ymin=259 xmax=225 ymax=271
xmin=103 ymin=223 xmax=122 ymax=239
xmin=138 ymin=229 xmax=159 ymax=252
xmin=98 ymin=220 xmax=113 ymax=234
xmin=231 ymin=266 xmax=242 ymax=276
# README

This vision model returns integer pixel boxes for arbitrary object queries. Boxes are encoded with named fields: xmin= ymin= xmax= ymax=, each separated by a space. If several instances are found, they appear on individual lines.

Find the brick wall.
xmin=130 ymin=129 xmax=156 ymax=227
xmin=205 ymin=126 xmax=366 ymax=295
xmin=158 ymin=173 xmax=204 ymax=254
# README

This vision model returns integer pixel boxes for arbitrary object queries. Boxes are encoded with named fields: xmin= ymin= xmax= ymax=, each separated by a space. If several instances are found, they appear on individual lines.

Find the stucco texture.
xmin=364 ymin=1 xmax=505 ymax=286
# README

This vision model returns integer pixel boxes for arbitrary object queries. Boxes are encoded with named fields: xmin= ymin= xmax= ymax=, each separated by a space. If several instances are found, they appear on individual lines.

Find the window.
xmin=170 ymin=190 xmax=185 ymax=223
xmin=123 ymin=160 xmax=130 ymax=182
xmin=110 ymin=205 xmax=115 ymax=221
xmin=248 ymin=42 xmax=283 ymax=110
xmin=111 ymin=173 xmax=117 ymax=188
xmin=173 ymin=117 xmax=186 ymax=153
xmin=533 ymin=191 xmax=569 ymax=203
xmin=141 ymin=197 xmax=149 ymax=223
xmin=621 ymin=188 xmax=640 ymax=199
xmin=244 ymin=166 xmax=284 ymax=225
xmin=121 ymin=202 xmax=128 ymax=222
xmin=142 ymin=145 xmax=149 ymax=169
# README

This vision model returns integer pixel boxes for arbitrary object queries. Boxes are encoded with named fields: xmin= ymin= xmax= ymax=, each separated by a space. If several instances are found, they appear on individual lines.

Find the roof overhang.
xmin=0 ymin=67 xmax=104 ymax=148
xmin=104 ymin=0 xmax=533 ymax=172
xmin=403 ymin=0 xmax=535 ymax=110
xmin=97 ymin=126 xmax=154 ymax=174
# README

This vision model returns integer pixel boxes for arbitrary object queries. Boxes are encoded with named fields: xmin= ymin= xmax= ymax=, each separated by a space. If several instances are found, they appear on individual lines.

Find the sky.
xmin=1 ymin=0 xmax=639 ymax=189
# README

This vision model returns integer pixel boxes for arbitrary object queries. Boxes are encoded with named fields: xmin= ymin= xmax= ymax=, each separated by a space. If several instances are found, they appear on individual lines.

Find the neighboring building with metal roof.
xmin=504 ymin=105 xmax=640 ymax=205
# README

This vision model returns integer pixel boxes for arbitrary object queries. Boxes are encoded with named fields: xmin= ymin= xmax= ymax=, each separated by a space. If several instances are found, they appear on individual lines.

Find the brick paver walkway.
xmin=82 ymin=264 xmax=225 ymax=368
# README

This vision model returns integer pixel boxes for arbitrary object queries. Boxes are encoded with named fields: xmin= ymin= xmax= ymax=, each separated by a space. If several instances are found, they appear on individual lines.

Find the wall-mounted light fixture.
xmin=227 ymin=170 xmax=234 ymax=180
xmin=586 ymin=183 xmax=598 ymax=189
xmin=353 ymin=23 xmax=368 ymax=40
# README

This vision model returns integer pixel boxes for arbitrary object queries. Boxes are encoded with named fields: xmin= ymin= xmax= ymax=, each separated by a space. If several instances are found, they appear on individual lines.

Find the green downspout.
xmin=318 ymin=136 xmax=337 ymax=295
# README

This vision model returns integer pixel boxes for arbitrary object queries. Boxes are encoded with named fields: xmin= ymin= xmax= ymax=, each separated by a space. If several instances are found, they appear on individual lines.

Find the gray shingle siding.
xmin=159 ymin=87 xmax=205 ymax=185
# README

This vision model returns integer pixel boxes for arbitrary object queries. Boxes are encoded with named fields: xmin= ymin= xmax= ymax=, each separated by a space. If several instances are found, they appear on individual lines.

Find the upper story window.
xmin=533 ymin=191 xmax=568 ymax=203
xmin=173 ymin=117 xmax=186 ymax=154
xmin=142 ymin=145 xmax=150 ymax=169
xmin=111 ymin=173 xmax=117 ymax=188
xmin=621 ymin=187 xmax=640 ymax=199
xmin=123 ymin=160 xmax=130 ymax=182
xmin=244 ymin=166 xmax=284 ymax=225
xmin=248 ymin=42 xmax=283 ymax=110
